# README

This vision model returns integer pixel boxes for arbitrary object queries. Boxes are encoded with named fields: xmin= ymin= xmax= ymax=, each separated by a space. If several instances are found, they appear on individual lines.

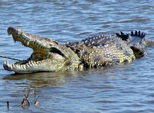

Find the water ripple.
xmin=0 ymin=0 xmax=154 ymax=112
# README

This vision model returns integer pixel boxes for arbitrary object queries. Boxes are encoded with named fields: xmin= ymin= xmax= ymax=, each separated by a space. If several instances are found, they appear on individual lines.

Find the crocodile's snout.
xmin=7 ymin=27 xmax=22 ymax=35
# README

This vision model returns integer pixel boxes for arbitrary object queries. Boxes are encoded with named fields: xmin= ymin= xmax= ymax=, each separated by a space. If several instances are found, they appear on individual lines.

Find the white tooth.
xmin=14 ymin=65 xmax=17 ymax=68
xmin=27 ymin=41 xmax=29 ymax=45
xmin=23 ymin=65 xmax=26 ymax=69
xmin=4 ymin=61 xmax=8 ymax=65
xmin=29 ymin=61 xmax=31 ymax=64
xmin=6 ymin=61 xmax=9 ymax=65
xmin=10 ymin=64 xmax=13 ymax=69
xmin=17 ymin=65 xmax=20 ymax=68
xmin=7 ymin=63 xmax=11 ymax=68
xmin=20 ymin=65 xmax=23 ymax=69
xmin=12 ymin=64 xmax=15 ymax=68
xmin=32 ymin=61 xmax=36 ymax=65
xmin=29 ymin=61 xmax=32 ymax=66
xmin=26 ymin=64 xmax=30 ymax=67
xmin=31 ymin=61 xmax=35 ymax=66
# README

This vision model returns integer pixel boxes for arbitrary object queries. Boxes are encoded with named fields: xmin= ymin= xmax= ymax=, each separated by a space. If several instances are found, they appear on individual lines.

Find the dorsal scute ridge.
xmin=66 ymin=35 xmax=117 ymax=47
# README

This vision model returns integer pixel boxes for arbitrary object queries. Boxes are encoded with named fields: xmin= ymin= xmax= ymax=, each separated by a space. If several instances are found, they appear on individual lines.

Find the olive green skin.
xmin=3 ymin=27 xmax=148 ymax=73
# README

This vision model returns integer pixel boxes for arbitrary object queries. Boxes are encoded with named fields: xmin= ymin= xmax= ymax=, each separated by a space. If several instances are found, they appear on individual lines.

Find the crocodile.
xmin=3 ymin=27 xmax=151 ymax=73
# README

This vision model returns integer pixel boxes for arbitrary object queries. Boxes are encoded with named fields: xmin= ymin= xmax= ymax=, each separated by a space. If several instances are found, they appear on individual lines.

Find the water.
xmin=0 ymin=0 xmax=154 ymax=112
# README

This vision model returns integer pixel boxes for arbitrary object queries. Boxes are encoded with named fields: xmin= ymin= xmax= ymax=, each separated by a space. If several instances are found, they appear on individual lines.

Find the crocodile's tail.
xmin=116 ymin=31 xmax=146 ymax=48
xmin=116 ymin=31 xmax=152 ymax=59
xmin=116 ymin=31 xmax=153 ymax=48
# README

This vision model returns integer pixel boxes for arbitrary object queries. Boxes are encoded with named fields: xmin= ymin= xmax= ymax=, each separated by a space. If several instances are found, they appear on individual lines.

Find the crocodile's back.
xmin=66 ymin=35 xmax=135 ymax=68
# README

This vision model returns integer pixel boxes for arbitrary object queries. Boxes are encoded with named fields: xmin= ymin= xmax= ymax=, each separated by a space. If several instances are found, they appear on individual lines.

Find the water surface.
xmin=0 ymin=0 xmax=154 ymax=112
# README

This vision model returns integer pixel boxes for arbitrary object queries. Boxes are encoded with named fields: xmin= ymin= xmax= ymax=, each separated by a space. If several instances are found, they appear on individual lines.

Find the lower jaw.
xmin=3 ymin=60 xmax=48 ymax=73
xmin=3 ymin=64 xmax=36 ymax=73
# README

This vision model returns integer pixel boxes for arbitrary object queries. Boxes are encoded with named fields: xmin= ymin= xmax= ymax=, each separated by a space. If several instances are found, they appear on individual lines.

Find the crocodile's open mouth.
xmin=3 ymin=27 xmax=66 ymax=73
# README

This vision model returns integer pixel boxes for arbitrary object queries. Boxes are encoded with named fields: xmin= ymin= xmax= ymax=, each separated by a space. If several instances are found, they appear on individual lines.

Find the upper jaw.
xmin=7 ymin=27 xmax=66 ymax=57
xmin=7 ymin=27 xmax=58 ymax=49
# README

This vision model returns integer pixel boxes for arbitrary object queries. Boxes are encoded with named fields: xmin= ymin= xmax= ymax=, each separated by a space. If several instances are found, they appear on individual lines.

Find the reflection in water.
xmin=2 ymin=65 xmax=122 ymax=89
xmin=3 ymin=66 xmax=116 ymax=89
xmin=3 ymin=72 xmax=70 ymax=88
xmin=3 ymin=67 xmax=111 ymax=88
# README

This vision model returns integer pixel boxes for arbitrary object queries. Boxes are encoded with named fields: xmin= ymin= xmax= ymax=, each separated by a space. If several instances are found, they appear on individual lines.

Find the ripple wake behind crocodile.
xmin=3 ymin=27 xmax=151 ymax=73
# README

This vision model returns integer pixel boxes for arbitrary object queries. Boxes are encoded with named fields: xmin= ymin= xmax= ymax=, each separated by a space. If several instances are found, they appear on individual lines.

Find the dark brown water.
xmin=0 ymin=0 xmax=154 ymax=112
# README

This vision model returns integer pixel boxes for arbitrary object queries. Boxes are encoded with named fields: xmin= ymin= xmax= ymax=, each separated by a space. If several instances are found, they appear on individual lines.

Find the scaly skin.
xmin=3 ymin=27 xmax=82 ymax=73
xmin=3 ymin=27 xmax=149 ymax=73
